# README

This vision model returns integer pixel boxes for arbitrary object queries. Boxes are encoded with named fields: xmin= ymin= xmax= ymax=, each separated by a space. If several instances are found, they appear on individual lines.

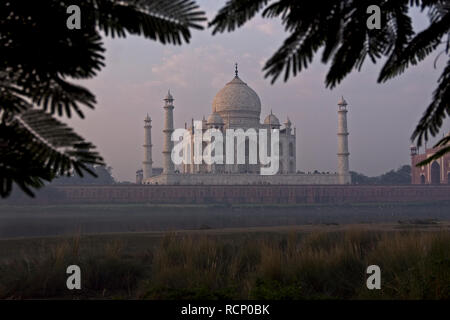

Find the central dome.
xmin=212 ymin=76 xmax=261 ymax=121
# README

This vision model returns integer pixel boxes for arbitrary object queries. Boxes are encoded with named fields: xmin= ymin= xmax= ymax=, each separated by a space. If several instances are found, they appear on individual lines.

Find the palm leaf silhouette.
xmin=0 ymin=0 xmax=206 ymax=197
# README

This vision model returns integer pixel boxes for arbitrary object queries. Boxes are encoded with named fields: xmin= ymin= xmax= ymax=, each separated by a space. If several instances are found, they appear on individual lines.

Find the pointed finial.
xmin=285 ymin=116 xmax=291 ymax=128
xmin=235 ymin=63 xmax=238 ymax=77
xmin=338 ymin=96 xmax=347 ymax=108
xmin=164 ymin=89 xmax=173 ymax=101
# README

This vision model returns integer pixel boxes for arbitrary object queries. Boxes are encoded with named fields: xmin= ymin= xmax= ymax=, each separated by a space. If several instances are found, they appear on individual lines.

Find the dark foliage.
xmin=51 ymin=165 xmax=116 ymax=185
xmin=351 ymin=164 xmax=412 ymax=184
xmin=0 ymin=0 xmax=206 ymax=197
xmin=210 ymin=0 xmax=450 ymax=163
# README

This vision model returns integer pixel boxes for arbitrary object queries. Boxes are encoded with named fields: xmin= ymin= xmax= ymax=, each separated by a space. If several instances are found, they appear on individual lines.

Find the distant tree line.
xmin=351 ymin=165 xmax=411 ymax=185
xmin=3 ymin=165 xmax=115 ymax=204
xmin=49 ymin=164 xmax=412 ymax=185
xmin=50 ymin=165 xmax=115 ymax=185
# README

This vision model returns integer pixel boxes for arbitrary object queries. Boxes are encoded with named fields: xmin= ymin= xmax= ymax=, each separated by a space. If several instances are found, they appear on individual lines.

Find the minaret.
xmin=337 ymin=96 xmax=351 ymax=184
xmin=143 ymin=114 xmax=153 ymax=181
xmin=284 ymin=116 xmax=292 ymax=135
xmin=162 ymin=90 xmax=175 ymax=174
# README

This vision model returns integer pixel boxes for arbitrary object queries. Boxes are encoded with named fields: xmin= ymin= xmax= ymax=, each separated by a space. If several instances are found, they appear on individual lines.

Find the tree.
xmin=210 ymin=0 xmax=450 ymax=164
xmin=51 ymin=165 xmax=115 ymax=185
xmin=350 ymin=164 xmax=411 ymax=184
xmin=350 ymin=171 xmax=375 ymax=185
xmin=378 ymin=164 xmax=411 ymax=184
xmin=0 ymin=0 xmax=206 ymax=197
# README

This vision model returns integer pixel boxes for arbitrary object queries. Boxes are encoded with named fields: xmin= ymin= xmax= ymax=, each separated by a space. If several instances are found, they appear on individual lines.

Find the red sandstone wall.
xmin=29 ymin=185 xmax=450 ymax=205
xmin=411 ymin=149 xmax=450 ymax=184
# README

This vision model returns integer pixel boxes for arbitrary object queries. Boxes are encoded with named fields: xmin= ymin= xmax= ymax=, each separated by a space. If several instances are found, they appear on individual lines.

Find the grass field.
xmin=0 ymin=225 xmax=449 ymax=299
xmin=0 ymin=202 xmax=449 ymax=299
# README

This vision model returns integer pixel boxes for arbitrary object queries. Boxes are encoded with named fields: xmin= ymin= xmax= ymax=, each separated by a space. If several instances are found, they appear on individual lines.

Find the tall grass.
xmin=0 ymin=235 xmax=147 ymax=299
xmin=0 ymin=230 xmax=448 ymax=299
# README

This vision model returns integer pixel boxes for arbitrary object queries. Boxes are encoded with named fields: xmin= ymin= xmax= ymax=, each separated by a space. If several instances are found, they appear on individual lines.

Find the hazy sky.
xmin=67 ymin=1 xmax=449 ymax=182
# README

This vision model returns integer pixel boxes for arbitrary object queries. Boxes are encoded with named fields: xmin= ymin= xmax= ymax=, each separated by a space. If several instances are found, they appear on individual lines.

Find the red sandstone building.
xmin=410 ymin=136 xmax=450 ymax=184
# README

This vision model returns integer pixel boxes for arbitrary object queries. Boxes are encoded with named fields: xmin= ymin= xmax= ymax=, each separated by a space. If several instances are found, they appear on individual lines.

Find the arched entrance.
xmin=420 ymin=175 xmax=426 ymax=184
xmin=430 ymin=162 xmax=440 ymax=184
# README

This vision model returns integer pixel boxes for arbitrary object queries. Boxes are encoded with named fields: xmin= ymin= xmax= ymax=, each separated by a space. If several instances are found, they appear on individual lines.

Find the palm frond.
xmin=0 ymin=109 xmax=103 ymax=197
xmin=210 ymin=0 xmax=450 ymax=162
xmin=416 ymin=145 xmax=450 ymax=166
xmin=262 ymin=1 xmax=341 ymax=84
xmin=428 ymin=1 xmax=450 ymax=23
xmin=434 ymin=134 xmax=450 ymax=147
xmin=92 ymin=0 xmax=206 ymax=43
xmin=416 ymin=133 xmax=450 ymax=166
xmin=0 ymin=0 xmax=206 ymax=197
xmin=0 ymin=0 xmax=206 ymax=119
xmin=378 ymin=7 xmax=449 ymax=82
xmin=411 ymin=59 xmax=450 ymax=147
xmin=209 ymin=0 xmax=270 ymax=34
xmin=325 ymin=3 xmax=369 ymax=89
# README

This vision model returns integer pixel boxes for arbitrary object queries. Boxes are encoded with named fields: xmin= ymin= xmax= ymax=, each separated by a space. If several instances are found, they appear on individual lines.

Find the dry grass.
xmin=0 ymin=229 xmax=448 ymax=299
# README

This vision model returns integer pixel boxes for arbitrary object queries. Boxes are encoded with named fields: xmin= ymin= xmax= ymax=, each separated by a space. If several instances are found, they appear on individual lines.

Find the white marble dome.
xmin=212 ymin=76 xmax=261 ymax=121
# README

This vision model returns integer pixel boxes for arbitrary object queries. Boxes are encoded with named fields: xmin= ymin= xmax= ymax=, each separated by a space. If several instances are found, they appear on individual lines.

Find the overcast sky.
xmin=67 ymin=1 xmax=449 ymax=182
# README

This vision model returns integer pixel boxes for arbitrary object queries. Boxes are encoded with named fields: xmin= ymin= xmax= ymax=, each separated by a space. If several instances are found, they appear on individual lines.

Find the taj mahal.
xmin=136 ymin=65 xmax=351 ymax=185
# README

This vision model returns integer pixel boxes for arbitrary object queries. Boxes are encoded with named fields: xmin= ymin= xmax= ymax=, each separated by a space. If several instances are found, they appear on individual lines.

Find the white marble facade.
xmin=141 ymin=66 xmax=350 ymax=185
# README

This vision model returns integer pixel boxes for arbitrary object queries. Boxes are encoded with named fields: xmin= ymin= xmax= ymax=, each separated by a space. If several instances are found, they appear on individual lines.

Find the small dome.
xmin=264 ymin=112 xmax=280 ymax=126
xmin=207 ymin=112 xmax=224 ymax=125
